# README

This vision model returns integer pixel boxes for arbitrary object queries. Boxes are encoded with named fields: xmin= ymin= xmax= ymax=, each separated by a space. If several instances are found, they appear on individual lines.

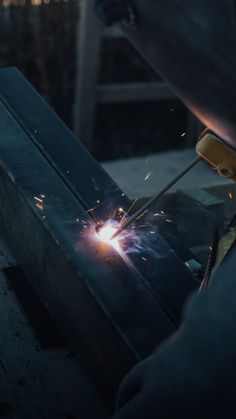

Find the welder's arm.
xmin=95 ymin=0 xmax=236 ymax=148
xmin=113 ymin=242 xmax=236 ymax=419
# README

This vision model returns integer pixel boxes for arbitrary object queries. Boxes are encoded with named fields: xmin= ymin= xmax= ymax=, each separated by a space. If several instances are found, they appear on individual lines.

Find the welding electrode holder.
xmin=111 ymin=129 xmax=236 ymax=240
xmin=94 ymin=0 xmax=139 ymax=28
xmin=196 ymin=130 xmax=236 ymax=182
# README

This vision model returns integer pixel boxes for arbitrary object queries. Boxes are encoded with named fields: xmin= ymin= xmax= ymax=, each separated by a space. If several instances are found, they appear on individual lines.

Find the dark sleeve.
xmin=114 ymin=245 xmax=236 ymax=419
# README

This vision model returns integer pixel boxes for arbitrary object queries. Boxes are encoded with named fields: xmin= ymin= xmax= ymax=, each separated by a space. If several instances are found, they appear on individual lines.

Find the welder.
xmin=94 ymin=1 xmax=236 ymax=418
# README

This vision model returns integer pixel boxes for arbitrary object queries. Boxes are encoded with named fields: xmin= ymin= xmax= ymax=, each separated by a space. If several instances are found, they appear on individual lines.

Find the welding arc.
xmin=111 ymin=156 xmax=201 ymax=240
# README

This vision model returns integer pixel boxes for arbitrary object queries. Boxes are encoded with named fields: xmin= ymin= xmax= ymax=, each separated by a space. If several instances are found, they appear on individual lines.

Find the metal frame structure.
xmin=74 ymin=0 xmax=198 ymax=149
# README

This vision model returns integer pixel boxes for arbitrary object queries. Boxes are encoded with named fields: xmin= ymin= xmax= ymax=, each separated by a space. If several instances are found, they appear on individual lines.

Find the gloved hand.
xmin=95 ymin=0 xmax=236 ymax=148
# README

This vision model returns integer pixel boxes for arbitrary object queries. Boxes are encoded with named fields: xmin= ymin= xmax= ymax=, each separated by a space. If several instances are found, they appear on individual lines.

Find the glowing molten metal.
xmin=96 ymin=221 xmax=122 ymax=251
xmin=98 ymin=225 xmax=117 ymax=243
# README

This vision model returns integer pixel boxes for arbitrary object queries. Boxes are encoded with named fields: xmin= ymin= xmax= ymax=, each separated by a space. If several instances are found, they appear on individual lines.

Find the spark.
xmin=141 ymin=256 xmax=147 ymax=261
xmin=66 ymin=170 xmax=70 ymax=174
xmin=87 ymin=205 xmax=98 ymax=213
xmin=181 ymin=132 xmax=186 ymax=138
xmin=144 ymin=171 xmax=153 ymax=181
xmin=228 ymin=192 xmax=233 ymax=200
xmin=165 ymin=219 xmax=173 ymax=223
xmin=122 ymin=193 xmax=125 ymax=197
xmin=161 ymin=210 xmax=165 ymax=215
xmin=35 ymin=203 xmax=44 ymax=211
xmin=40 ymin=194 xmax=45 ymax=198
xmin=89 ymin=219 xmax=139 ymax=264
xmin=34 ymin=196 xmax=43 ymax=203
xmin=111 ymin=209 xmax=117 ymax=219
xmin=87 ymin=200 xmax=103 ymax=213
xmin=96 ymin=221 xmax=121 ymax=252
xmin=127 ymin=198 xmax=138 ymax=214
xmin=121 ymin=198 xmax=138 ymax=222
xmin=154 ymin=213 xmax=160 ymax=217
xmin=97 ymin=225 xmax=117 ymax=242
xmin=150 ymin=231 xmax=155 ymax=234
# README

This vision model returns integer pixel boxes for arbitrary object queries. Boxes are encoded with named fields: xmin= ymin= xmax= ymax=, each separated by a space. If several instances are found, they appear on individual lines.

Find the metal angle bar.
xmin=0 ymin=96 xmax=175 ymax=394
xmin=0 ymin=69 xmax=198 ymax=395
xmin=0 ymin=68 xmax=198 ymax=322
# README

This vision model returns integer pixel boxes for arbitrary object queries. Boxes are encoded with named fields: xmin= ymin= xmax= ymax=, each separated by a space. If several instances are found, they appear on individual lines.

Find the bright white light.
xmin=96 ymin=222 xmax=122 ymax=252
xmin=98 ymin=225 xmax=117 ymax=243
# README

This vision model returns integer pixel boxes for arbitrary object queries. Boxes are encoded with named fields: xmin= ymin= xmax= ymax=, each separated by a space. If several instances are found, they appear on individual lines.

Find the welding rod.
xmin=111 ymin=155 xmax=201 ymax=240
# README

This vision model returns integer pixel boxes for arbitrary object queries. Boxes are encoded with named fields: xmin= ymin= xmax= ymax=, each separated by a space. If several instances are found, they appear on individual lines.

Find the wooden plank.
xmin=97 ymin=82 xmax=174 ymax=104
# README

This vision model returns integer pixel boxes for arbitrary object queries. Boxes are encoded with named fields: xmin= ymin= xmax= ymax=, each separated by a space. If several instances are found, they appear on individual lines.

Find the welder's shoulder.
xmin=114 ymin=246 xmax=236 ymax=419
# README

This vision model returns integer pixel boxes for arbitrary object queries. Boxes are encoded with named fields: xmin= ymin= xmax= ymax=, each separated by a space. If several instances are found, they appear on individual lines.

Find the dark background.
xmin=0 ymin=0 xmax=191 ymax=161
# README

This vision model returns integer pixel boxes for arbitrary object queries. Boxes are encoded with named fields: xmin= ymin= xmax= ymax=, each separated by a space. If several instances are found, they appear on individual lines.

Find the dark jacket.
xmin=114 ymin=242 xmax=236 ymax=418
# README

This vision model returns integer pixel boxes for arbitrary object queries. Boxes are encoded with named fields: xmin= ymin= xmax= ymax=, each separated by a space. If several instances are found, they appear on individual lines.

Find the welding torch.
xmin=111 ymin=130 xmax=236 ymax=240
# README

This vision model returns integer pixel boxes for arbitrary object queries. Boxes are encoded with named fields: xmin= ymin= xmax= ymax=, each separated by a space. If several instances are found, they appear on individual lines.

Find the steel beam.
xmin=0 ymin=68 xmax=197 ymax=398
